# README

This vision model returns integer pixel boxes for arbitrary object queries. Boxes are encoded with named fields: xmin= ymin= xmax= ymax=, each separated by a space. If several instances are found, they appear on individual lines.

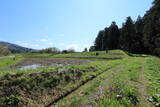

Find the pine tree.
xmin=107 ymin=21 xmax=120 ymax=50
xmin=120 ymin=17 xmax=136 ymax=53
xmin=103 ymin=27 xmax=109 ymax=50
xmin=143 ymin=0 xmax=160 ymax=55
xmin=94 ymin=30 xmax=104 ymax=51
xmin=134 ymin=16 xmax=148 ymax=53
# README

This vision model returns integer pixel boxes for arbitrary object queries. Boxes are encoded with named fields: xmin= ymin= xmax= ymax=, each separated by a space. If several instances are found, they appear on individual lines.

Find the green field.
xmin=0 ymin=50 xmax=159 ymax=107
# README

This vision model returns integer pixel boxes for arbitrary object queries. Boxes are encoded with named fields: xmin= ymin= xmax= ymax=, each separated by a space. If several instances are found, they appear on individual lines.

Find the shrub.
xmin=4 ymin=95 xmax=21 ymax=107
xmin=0 ymin=46 xmax=11 ymax=56
xmin=43 ymin=76 xmax=60 ymax=88
xmin=64 ymin=75 xmax=71 ymax=82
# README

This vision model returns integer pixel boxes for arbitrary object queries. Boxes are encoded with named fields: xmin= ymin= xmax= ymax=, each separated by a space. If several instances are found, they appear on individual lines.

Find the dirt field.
xmin=10 ymin=58 xmax=91 ymax=69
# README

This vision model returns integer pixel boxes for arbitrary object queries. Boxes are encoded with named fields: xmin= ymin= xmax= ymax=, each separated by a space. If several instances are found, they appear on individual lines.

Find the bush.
xmin=67 ymin=48 xmax=75 ymax=53
xmin=4 ymin=95 xmax=21 ymax=107
xmin=64 ymin=75 xmax=71 ymax=82
xmin=0 ymin=46 xmax=11 ymax=56
xmin=43 ymin=76 xmax=60 ymax=88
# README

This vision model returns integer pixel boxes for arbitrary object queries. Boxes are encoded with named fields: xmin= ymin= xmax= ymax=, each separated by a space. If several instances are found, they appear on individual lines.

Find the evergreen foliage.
xmin=93 ymin=0 xmax=160 ymax=56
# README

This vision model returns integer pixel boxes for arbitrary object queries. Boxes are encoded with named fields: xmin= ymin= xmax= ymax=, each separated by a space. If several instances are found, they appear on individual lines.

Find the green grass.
xmin=0 ymin=57 xmax=123 ymax=107
xmin=97 ymin=57 xmax=141 ymax=107
xmin=144 ymin=57 xmax=160 ymax=104
xmin=53 ymin=50 xmax=126 ymax=58
xmin=0 ymin=50 xmax=159 ymax=107
xmin=0 ymin=55 xmax=23 ymax=71
xmin=22 ymin=50 xmax=127 ymax=60
xmin=54 ymin=58 xmax=129 ymax=107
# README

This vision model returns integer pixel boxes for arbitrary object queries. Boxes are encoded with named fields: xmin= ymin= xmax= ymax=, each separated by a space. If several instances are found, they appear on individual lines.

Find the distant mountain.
xmin=0 ymin=41 xmax=34 ymax=53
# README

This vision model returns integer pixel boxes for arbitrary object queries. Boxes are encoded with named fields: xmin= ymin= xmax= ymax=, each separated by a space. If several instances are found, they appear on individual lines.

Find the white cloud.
xmin=16 ymin=41 xmax=26 ymax=43
xmin=21 ymin=43 xmax=39 ymax=47
xmin=36 ymin=39 xmax=49 ymax=42
xmin=16 ymin=41 xmax=40 ymax=49
xmin=83 ymin=44 xmax=91 ymax=48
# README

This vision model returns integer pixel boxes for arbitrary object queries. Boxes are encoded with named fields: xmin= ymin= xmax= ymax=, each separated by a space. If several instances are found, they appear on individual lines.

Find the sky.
xmin=0 ymin=0 xmax=153 ymax=51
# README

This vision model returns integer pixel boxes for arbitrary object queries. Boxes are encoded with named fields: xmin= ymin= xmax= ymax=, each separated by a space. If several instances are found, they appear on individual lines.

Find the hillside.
xmin=0 ymin=50 xmax=159 ymax=107
xmin=0 ymin=41 xmax=34 ymax=53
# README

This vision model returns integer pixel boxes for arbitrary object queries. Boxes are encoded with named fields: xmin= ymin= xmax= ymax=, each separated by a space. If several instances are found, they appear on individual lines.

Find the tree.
xmin=143 ymin=0 xmax=160 ymax=55
xmin=120 ymin=17 xmax=136 ymax=53
xmin=94 ymin=30 xmax=104 ymax=51
xmin=51 ymin=47 xmax=60 ymax=53
xmin=39 ymin=47 xmax=60 ymax=54
xmin=92 ymin=0 xmax=160 ymax=56
xmin=67 ymin=48 xmax=75 ymax=53
xmin=62 ymin=50 xmax=68 ymax=54
xmin=0 ymin=46 xmax=11 ymax=56
xmin=134 ymin=16 xmax=148 ymax=53
xmin=107 ymin=21 xmax=120 ymax=49
xmin=103 ymin=27 xmax=109 ymax=50
xmin=83 ymin=48 xmax=88 ymax=52
xmin=89 ymin=46 xmax=95 ymax=52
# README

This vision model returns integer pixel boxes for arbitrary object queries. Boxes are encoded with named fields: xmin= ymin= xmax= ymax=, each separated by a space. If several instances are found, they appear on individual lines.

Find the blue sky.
xmin=0 ymin=0 xmax=153 ymax=51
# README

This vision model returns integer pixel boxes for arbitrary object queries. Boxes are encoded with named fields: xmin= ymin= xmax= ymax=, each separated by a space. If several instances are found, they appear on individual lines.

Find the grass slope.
xmin=0 ymin=50 xmax=159 ymax=107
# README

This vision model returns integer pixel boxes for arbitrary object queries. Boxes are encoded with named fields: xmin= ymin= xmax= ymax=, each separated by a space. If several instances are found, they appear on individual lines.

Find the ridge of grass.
xmin=97 ymin=58 xmax=144 ymax=107
xmin=54 ymin=58 xmax=129 ymax=107
xmin=144 ymin=57 xmax=160 ymax=106
xmin=0 ymin=58 xmax=122 ymax=107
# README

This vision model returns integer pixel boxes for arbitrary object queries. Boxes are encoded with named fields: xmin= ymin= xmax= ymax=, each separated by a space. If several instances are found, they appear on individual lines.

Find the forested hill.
xmin=91 ymin=0 xmax=160 ymax=56
xmin=0 ymin=41 xmax=34 ymax=53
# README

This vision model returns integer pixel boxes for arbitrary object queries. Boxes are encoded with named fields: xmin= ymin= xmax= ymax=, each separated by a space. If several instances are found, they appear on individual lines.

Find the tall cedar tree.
xmin=94 ymin=30 xmax=104 ymax=51
xmin=93 ymin=0 xmax=160 ymax=56
xmin=103 ymin=27 xmax=109 ymax=50
xmin=134 ymin=16 xmax=148 ymax=53
xmin=120 ymin=17 xmax=136 ymax=53
xmin=107 ymin=21 xmax=120 ymax=50
xmin=143 ymin=0 xmax=160 ymax=56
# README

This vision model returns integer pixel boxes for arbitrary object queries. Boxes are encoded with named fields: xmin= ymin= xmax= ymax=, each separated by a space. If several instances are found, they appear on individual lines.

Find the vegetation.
xmin=0 ymin=41 xmax=34 ymax=53
xmin=0 ymin=0 xmax=159 ymax=107
xmin=92 ymin=0 xmax=160 ymax=56
xmin=0 ymin=46 xmax=11 ymax=56
xmin=0 ymin=50 xmax=159 ymax=107
xmin=0 ymin=50 xmax=124 ymax=107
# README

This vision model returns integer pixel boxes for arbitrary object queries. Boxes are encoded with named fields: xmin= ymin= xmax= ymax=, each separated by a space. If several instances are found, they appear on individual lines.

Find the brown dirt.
xmin=10 ymin=58 xmax=91 ymax=68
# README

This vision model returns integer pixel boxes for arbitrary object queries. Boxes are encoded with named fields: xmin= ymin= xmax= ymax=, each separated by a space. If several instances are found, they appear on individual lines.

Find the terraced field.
xmin=0 ymin=50 xmax=159 ymax=107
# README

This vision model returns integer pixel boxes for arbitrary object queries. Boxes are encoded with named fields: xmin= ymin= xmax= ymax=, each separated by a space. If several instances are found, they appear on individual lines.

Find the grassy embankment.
xmin=0 ymin=50 xmax=159 ymax=107
xmin=23 ymin=50 xmax=127 ymax=60
xmin=0 ymin=55 xmax=23 ymax=72
xmin=55 ymin=56 xmax=160 ymax=107
xmin=0 ymin=50 xmax=125 ymax=107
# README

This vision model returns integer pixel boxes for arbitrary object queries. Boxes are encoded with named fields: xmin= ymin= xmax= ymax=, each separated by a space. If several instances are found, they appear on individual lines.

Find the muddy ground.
xmin=10 ymin=58 xmax=91 ymax=69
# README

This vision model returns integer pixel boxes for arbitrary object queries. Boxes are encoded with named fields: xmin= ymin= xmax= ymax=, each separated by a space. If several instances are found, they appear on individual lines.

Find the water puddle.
xmin=19 ymin=64 xmax=42 ymax=70
xmin=19 ymin=63 xmax=66 ymax=70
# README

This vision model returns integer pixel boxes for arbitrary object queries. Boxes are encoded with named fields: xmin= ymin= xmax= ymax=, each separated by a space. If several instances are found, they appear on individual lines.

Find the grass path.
xmin=81 ymin=66 xmax=125 ymax=107
xmin=53 ymin=59 xmax=129 ymax=107
xmin=137 ymin=58 xmax=153 ymax=107
xmin=1 ymin=50 xmax=159 ymax=107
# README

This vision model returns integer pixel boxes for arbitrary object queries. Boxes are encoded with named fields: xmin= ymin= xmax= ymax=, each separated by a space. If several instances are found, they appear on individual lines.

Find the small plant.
xmin=4 ymin=95 xmax=21 ymax=107
xmin=44 ymin=76 xmax=60 ymax=88
xmin=64 ymin=74 xmax=71 ymax=82
xmin=95 ymin=52 xmax=99 ymax=56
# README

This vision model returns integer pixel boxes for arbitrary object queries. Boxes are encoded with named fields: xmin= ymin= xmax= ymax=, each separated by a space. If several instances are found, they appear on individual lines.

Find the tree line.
xmin=90 ymin=0 xmax=160 ymax=56
xmin=0 ymin=46 xmax=11 ymax=56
